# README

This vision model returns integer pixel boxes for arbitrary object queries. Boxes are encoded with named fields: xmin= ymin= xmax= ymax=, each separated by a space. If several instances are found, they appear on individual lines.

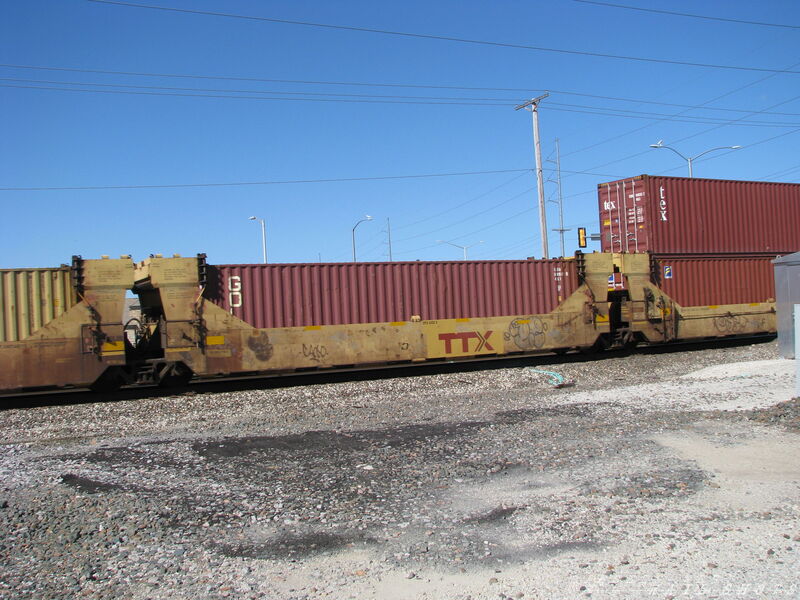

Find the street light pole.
xmin=649 ymin=140 xmax=742 ymax=178
xmin=437 ymin=239 xmax=484 ymax=260
xmin=248 ymin=216 xmax=267 ymax=263
xmin=352 ymin=215 xmax=373 ymax=262
xmin=515 ymin=92 xmax=550 ymax=259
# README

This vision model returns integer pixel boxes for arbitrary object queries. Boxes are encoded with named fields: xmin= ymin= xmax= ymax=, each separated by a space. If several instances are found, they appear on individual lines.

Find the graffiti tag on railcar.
xmin=505 ymin=317 xmax=547 ymax=350
xmin=302 ymin=344 xmax=328 ymax=362
xmin=713 ymin=315 xmax=746 ymax=334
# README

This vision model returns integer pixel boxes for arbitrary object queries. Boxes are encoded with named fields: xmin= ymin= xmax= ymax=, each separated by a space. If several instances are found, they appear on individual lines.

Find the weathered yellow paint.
xmin=207 ymin=347 xmax=233 ymax=358
xmin=389 ymin=322 xmax=406 ymax=326
xmin=205 ymin=335 xmax=225 ymax=345
xmin=304 ymin=325 xmax=321 ymax=330
xmin=100 ymin=341 xmax=126 ymax=356
xmin=423 ymin=320 xmax=500 ymax=358
xmin=0 ymin=257 xmax=134 ymax=392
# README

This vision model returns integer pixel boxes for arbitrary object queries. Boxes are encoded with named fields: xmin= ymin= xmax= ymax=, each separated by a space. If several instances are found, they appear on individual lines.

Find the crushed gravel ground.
xmin=1 ymin=339 xmax=799 ymax=600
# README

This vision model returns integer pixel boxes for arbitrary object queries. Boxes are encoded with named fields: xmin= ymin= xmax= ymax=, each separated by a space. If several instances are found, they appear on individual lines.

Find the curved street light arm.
xmin=690 ymin=145 xmax=742 ymax=161
xmin=650 ymin=143 xmax=689 ymax=162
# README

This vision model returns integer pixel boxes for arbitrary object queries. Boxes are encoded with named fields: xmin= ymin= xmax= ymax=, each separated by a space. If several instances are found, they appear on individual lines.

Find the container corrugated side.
xmin=599 ymin=175 xmax=800 ymax=254
xmin=0 ymin=267 xmax=76 ymax=342
xmin=206 ymin=259 xmax=578 ymax=328
xmin=651 ymin=253 xmax=777 ymax=307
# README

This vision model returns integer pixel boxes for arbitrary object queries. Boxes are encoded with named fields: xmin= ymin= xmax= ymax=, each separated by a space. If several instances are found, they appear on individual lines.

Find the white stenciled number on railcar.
xmin=228 ymin=275 xmax=242 ymax=310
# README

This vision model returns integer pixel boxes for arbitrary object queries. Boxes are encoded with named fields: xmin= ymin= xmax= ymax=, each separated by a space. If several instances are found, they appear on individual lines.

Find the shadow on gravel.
xmin=80 ymin=446 xmax=189 ymax=470
xmin=194 ymin=403 xmax=611 ymax=459
xmin=219 ymin=531 xmax=372 ymax=560
xmin=60 ymin=473 xmax=130 ymax=494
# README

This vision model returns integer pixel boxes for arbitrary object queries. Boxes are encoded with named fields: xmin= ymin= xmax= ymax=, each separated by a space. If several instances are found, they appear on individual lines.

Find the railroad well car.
xmin=0 ymin=252 xmax=776 ymax=394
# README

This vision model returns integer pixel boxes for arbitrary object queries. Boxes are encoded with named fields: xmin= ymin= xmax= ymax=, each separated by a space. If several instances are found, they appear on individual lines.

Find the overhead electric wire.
xmin=4 ymin=63 xmax=800 ymax=117
xmin=556 ymin=59 xmax=800 ymax=182
xmin=758 ymin=162 xmax=800 ymax=180
xmin=561 ymin=58 xmax=800 ymax=160
xmin=4 ymin=81 xmax=798 ymax=128
xmin=0 ymin=83 xmax=512 ymax=106
xmin=0 ymin=169 xmax=529 ymax=192
xmin=393 ymin=172 xmax=528 ymax=231
xmin=86 ymin=0 xmax=800 ymax=75
xmin=9 ymin=76 xmax=799 ymax=121
xmin=0 ymin=76 xmax=522 ymax=103
xmin=394 ymin=202 xmax=541 ymax=257
xmin=393 ymin=187 xmax=534 ymax=244
xmin=655 ymin=92 xmax=800 ymax=146
xmin=573 ymin=0 xmax=800 ymax=30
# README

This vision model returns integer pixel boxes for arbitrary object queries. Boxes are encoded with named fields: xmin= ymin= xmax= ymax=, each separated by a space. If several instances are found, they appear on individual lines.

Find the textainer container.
xmin=598 ymin=175 xmax=800 ymax=254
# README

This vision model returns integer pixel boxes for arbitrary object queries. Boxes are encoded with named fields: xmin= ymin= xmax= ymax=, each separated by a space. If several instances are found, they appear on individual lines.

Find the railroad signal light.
xmin=578 ymin=227 xmax=587 ymax=248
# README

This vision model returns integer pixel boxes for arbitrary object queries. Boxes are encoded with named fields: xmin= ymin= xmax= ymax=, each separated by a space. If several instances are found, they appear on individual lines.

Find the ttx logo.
xmin=438 ymin=331 xmax=495 ymax=354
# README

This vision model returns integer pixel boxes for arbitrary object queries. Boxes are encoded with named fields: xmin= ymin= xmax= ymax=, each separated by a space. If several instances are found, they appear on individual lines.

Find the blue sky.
xmin=2 ymin=0 xmax=799 ymax=268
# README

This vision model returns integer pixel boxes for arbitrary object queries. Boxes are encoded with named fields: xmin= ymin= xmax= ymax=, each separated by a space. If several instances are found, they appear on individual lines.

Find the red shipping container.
xmin=598 ymin=175 xmax=800 ymax=254
xmin=651 ymin=253 xmax=778 ymax=307
xmin=206 ymin=259 xmax=578 ymax=329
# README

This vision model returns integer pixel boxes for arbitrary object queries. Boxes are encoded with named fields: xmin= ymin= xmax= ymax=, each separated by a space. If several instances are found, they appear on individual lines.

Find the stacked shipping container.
xmin=598 ymin=175 xmax=800 ymax=254
xmin=207 ymin=259 xmax=577 ymax=328
xmin=597 ymin=175 xmax=799 ymax=307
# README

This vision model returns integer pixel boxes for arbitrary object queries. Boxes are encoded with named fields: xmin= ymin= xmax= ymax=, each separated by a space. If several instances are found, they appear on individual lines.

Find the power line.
xmin=0 ymin=76 xmax=522 ymax=103
xmin=86 ymin=0 xmax=800 ymax=75
xmin=758 ymin=162 xmax=800 ymax=180
xmin=5 ymin=81 xmax=799 ymax=128
xmin=0 ymin=83 xmax=510 ymax=106
xmin=4 ymin=63 xmax=800 ymax=116
xmin=561 ymin=59 xmax=800 ymax=160
xmin=573 ymin=0 xmax=800 ymax=30
xmin=393 ymin=172 xmax=528 ymax=231
xmin=12 ymin=76 xmax=800 ymax=121
xmin=0 ymin=169 xmax=530 ymax=192
xmin=393 ymin=187 xmax=534 ymax=243
xmin=556 ymin=59 xmax=800 ymax=181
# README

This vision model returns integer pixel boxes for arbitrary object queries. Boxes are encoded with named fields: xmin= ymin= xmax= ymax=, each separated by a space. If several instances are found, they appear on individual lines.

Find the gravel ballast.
xmin=1 ymin=340 xmax=799 ymax=600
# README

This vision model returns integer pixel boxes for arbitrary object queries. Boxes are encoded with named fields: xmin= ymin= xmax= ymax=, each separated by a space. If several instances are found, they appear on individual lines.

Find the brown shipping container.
xmin=651 ymin=253 xmax=778 ymax=307
xmin=598 ymin=175 xmax=800 ymax=254
xmin=207 ymin=259 xmax=578 ymax=328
